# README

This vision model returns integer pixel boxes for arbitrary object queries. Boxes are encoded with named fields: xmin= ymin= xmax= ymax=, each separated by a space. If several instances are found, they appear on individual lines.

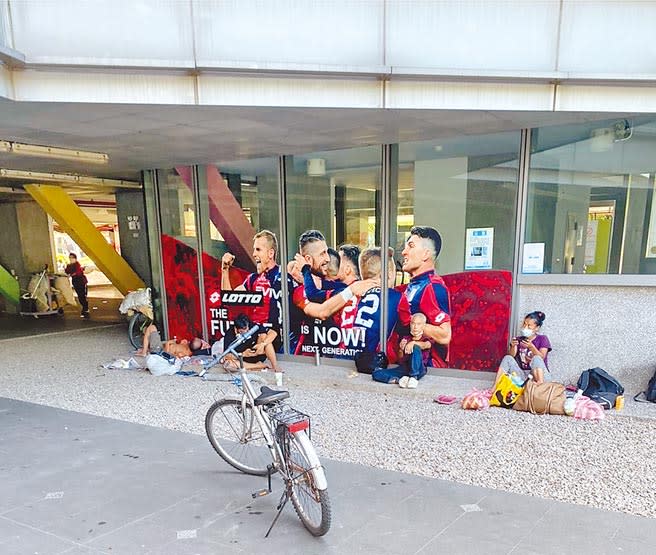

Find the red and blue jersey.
xmin=354 ymin=287 xmax=402 ymax=355
xmin=241 ymin=265 xmax=287 ymax=329
xmin=292 ymin=284 xmax=362 ymax=358
xmin=397 ymin=270 xmax=451 ymax=367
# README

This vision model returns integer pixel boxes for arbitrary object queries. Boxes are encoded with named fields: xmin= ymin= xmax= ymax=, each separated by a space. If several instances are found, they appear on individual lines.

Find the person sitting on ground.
xmin=493 ymin=310 xmax=552 ymax=388
xmin=221 ymin=313 xmax=281 ymax=372
xmin=372 ymin=312 xmax=433 ymax=389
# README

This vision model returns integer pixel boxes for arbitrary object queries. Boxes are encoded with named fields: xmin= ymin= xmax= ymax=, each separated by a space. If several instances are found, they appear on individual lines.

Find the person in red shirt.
xmin=64 ymin=253 xmax=89 ymax=318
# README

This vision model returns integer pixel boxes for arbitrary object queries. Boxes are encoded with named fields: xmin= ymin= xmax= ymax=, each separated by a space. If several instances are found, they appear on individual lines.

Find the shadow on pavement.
xmin=0 ymin=287 xmax=125 ymax=340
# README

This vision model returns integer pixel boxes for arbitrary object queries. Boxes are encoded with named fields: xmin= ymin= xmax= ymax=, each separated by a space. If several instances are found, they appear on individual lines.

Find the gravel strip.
xmin=1 ymin=326 xmax=655 ymax=519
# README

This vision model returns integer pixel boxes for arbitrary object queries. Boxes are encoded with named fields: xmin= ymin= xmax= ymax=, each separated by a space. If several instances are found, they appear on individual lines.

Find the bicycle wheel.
xmin=205 ymin=398 xmax=271 ymax=476
xmin=128 ymin=312 xmax=149 ymax=349
xmin=286 ymin=432 xmax=331 ymax=536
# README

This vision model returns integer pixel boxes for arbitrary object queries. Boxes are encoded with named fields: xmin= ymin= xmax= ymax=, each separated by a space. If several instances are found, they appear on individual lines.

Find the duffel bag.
xmin=513 ymin=380 xmax=566 ymax=415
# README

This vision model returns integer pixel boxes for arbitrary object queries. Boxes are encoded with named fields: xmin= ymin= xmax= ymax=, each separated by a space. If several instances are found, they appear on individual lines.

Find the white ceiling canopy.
xmin=0 ymin=98 xmax=634 ymax=192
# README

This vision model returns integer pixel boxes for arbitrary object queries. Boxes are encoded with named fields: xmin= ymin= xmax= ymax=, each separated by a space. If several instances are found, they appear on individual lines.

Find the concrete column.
xmin=0 ymin=203 xmax=25 ymax=283
xmin=16 ymin=201 xmax=53 ymax=275
xmin=116 ymin=190 xmax=152 ymax=285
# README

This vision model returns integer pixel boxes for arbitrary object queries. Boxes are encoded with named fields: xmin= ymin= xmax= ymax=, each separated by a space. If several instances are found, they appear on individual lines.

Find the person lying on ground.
xmin=221 ymin=313 xmax=281 ymax=372
xmin=189 ymin=337 xmax=211 ymax=356
xmin=135 ymin=324 xmax=207 ymax=359
xmin=372 ymin=312 xmax=433 ymax=389
xmin=493 ymin=310 xmax=552 ymax=388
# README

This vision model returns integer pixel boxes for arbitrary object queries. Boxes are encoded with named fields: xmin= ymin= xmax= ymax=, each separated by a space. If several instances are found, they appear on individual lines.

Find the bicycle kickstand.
xmin=264 ymin=485 xmax=291 ymax=538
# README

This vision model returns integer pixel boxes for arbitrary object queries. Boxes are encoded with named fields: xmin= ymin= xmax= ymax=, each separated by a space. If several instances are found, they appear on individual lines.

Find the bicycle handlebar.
xmin=219 ymin=325 xmax=260 ymax=364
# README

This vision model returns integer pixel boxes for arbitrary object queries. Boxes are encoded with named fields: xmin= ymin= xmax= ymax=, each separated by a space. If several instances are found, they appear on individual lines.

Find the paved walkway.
xmin=0 ymin=287 xmax=123 ymax=340
xmin=1 ymin=398 xmax=654 ymax=554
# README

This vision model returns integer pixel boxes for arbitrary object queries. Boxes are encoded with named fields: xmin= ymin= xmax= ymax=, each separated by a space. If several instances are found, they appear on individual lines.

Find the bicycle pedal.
xmin=252 ymin=489 xmax=270 ymax=499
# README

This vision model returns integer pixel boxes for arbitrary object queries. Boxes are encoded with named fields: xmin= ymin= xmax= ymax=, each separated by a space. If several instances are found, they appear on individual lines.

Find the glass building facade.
xmin=144 ymin=116 xmax=656 ymax=371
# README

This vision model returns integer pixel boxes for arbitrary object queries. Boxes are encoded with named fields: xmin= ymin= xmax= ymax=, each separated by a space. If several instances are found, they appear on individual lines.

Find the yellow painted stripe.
xmin=24 ymin=184 xmax=145 ymax=295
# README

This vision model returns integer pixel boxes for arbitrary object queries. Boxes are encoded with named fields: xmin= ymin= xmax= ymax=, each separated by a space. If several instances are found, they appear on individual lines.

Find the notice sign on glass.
xmin=465 ymin=227 xmax=494 ymax=270
xmin=522 ymin=243 xmax=545 ymax=274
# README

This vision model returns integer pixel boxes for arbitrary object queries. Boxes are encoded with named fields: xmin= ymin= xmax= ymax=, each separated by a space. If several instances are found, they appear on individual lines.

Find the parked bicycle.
xmin=205 ymin=327 xmax=331 ymax=537
xmin=118 ymin=287 xmax=153 ymax=349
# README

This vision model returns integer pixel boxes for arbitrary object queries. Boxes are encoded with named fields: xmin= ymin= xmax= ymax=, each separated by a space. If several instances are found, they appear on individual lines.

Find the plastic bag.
xmin=490 ymin=373 xmax=526 ymax=408
xmin=146 ymin=353 xmax=182 ymax=376
xmin=119 ymin=288 xmax=152 ymax=316
xmin=461 ymin=387 xmax=492 ymax=410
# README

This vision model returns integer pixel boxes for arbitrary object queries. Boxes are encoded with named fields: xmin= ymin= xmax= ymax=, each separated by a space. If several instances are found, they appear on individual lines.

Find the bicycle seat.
xmin=254 ymin=386 xmax=290 ymax=406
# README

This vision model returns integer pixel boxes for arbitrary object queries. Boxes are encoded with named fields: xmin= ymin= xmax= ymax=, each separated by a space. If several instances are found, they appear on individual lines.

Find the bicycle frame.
xmin=222 ymin=352 xmax=327 ymax=491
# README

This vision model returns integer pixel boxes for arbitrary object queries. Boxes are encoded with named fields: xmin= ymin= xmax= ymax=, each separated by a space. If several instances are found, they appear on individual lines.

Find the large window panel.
xmin=157 ymin=167 xmax=202 ymax=340
xmin=395 ymin=132 xmax=521 ymax=276
xmin=198 ymin=158 xmax=284 ymax=348
xmin=525 ymin=118 xmax=656 ymax=275
xmin=285 ymin=147 xmax=382 ymax=361
xmin=393 ymin=133 xmax=519 ymax=372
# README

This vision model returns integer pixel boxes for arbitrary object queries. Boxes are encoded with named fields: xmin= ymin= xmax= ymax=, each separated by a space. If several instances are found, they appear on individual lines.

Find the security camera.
xmin=612 ymin=119 xmax=632 ymax=142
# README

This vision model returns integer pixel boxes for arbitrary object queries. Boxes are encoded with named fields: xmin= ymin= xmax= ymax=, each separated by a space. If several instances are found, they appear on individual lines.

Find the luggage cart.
xmin=19 ymin=266 xmax=65 ymax=318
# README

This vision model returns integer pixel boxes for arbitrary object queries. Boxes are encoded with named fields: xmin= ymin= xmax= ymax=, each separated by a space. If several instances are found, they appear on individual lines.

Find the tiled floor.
xmin=1 ymin=398 xmax=653 ymax=554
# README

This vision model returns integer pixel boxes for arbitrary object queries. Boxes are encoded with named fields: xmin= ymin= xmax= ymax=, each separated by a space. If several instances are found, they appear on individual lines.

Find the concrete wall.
xmin=0 ymin=0 xmax=11 ymax=49
xmin=7 ymin=1 xmax=656 ymax=78
xmin=517 ymin=284 xmax=656 ymax=393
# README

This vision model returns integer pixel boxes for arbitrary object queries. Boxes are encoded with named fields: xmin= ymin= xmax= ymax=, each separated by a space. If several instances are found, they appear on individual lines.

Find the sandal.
xmin=434 ymin=394 xmax=458 ymax=405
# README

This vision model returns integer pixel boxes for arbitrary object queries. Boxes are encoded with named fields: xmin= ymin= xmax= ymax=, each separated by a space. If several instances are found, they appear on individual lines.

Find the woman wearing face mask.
xmin=493 ymin=311 xmax=551 ymax=387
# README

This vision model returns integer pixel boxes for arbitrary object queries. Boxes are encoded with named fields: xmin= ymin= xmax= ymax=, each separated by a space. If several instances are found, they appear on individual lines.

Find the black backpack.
xmin=634 ymin=368 xmax=656 ymax=403
xmin=354 ymin=351 xmax=388 ymax=375
xmin=577 ymin=367 xmax=624 ymax=410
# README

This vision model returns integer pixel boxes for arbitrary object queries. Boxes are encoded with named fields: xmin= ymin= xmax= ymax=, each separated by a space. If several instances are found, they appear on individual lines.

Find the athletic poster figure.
xmin=289 ymin=230 xmax=376 ymax=359
xmin=218 ymin=229 xmax=294 ymax=352
xmin=396 ymin=226 xmax=451 ymax=367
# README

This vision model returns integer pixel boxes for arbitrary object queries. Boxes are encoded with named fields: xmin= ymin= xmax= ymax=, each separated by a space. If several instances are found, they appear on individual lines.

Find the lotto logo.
xmin=221 ymin=292 xmax=263 ymax=305
xmin=209 ymin=291 xmax=221 ymax=304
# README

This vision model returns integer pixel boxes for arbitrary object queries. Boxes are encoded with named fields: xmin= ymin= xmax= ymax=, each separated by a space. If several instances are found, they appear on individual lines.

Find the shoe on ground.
xmin=407 ymin=377 xmax=418 ymax=389
xmin=398 ymin=376 xmax=410 ymax=388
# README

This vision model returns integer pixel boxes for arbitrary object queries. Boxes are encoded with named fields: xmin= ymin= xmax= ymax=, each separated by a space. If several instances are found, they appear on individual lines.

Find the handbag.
xmin=489 ymin=373 xmax=525 ymax=408
xmin=513 ymin=380 xmax=566 ymax=415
